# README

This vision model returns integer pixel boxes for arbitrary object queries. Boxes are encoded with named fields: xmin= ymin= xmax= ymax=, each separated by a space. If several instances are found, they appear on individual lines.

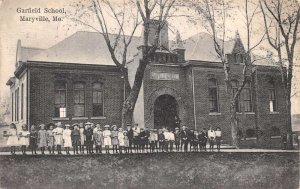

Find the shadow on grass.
xmin=0 ymin=152 xmax=299 ymax=189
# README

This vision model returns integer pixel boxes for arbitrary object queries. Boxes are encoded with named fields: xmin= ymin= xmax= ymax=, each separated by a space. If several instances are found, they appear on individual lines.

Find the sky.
xmin=0 ymin=0 xmax=299 ymax=124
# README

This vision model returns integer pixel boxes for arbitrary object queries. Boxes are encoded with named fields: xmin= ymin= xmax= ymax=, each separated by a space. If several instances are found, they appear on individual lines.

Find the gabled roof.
xmin=183 ymin=32 xmax=236 ymax=62
xmin=29 ymin=31 xmax=140 ymax=65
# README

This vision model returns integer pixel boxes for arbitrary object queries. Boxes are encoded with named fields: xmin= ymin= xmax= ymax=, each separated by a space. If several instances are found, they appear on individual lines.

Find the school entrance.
xmin=154 ymin=94 xmax=179 ymax=131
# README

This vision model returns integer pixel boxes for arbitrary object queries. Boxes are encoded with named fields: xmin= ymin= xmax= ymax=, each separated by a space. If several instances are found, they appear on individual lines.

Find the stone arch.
xmin=144 ymin=87 xmax=188 ymax=129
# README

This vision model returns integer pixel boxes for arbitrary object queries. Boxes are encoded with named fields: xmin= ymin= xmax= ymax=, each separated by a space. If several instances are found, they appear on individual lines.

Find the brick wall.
xmin=29 ymin=63 xmax=124 ymax=127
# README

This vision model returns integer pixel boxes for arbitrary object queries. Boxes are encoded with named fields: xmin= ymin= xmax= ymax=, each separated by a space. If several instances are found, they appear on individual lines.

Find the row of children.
xmin=5 ymin=121 xmax=222 ymax=155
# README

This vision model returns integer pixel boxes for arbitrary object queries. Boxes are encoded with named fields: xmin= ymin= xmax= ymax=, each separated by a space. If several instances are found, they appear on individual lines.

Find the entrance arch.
xmin=154 ymin=95 xmax=178 ymax=131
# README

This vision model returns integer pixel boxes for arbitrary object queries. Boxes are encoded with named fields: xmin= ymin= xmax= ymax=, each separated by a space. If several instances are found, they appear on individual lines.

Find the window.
xmin=92 ymin=83 xmax=104 ymax=117
xmin=15 ymin=88 xmax=19 ymax=121
xmin=54 ymin=81 xmax=67 ymax=118
xmin=74 ymin=82 xmax=85 ymax=117
xmin=269 ymin=81 xmax=277 ymax=112
xmin=271 ymin=126 xmax=280 ymax=136
xmin=231 ymin=80 xmax=240 ymax=112
xmin=242 ymin=82 xmax=252 ymax=112
xmin=21 ymin=84 xmax=24 ymax=120
xmin=246 ymin=129 xmax=256 ymax=138
xmin=11 ymin=93 xmax=14 ymax=121
xmin=208 ymin=78 xmax=219 ymax=112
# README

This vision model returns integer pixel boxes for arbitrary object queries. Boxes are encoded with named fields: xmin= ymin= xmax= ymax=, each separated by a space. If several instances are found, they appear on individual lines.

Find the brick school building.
xmin=7 ymin=21 xmax=289 ymax=147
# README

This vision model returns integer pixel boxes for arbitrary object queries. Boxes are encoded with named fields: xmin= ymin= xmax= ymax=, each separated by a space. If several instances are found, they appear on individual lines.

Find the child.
xmin=6 ymin=123 xmax=19 ymax=155
xmin=84 ymin=123 xmax=94 ymax=154
xmin=158 ymin=129 xmax=165 ymax=152
xmin=163 ymin=128 xmax=169 ymax=152
xmin=149 ymin=129 xmax=157 ymax=153
xmin=193 ymin=130 xmax=199 ymax=152
xmin=215 ymin=127 xmax=222 ymax=152
xmin=63 ymin=124 xmax=72 ymax=155
xmin=103 ymin=125 xmax=111 ymax=154
xmin=199 ymin=129 xmax=207 ymax=151
xmin=53 ymin=122 xmax=64 ymax=154
xmin=139 ymin=128 xmax=146 ymax=153
xmin=118 ymin=128 xmax=125 ymax=154
xmin=19 ymin=124 xmax=30 ymax=155
xmin=123 ymin=131 xmax=129 ymax=153
xmin=29 ymin=125 xmax=38 ymax=155
xmin=79 ymin=123 xmax=85 ymax=154
xmin=38 ymin=124 xmax=48 ymax=155
xmin=111 ymin=125 xmax=119 ymax=154
xmin=71 ymin=123 xmax=80 ymax=155
xmin=174 ymin=127 xmax=181 ymax=152
xmin=208 ymin=127 xmax=216 ymax=152
xmin=169 ymin=130 xmax=175 ymax=152
xmin=94 ymin=124 xmax=103 ymax=154
xmin=47 ymin=124 xmax=55 ymax=154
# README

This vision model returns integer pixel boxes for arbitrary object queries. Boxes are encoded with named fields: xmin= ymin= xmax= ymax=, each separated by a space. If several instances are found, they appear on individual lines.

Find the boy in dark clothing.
xmin=158 ymin=129 xmax=165 ymax=152
xmin=127 ymin=124 xmax=134 ymax=153
xmin=84 ymin=124 xmax=94 ymax=154
xmin=188 ymin=129 xmax=195 ymax=152
xmin=174 ymin=127 xmax=181 ymax=152
xmin=181 ymin=126 xmax=189 ymax=152
xmin=71 ymin=124 xmax=81 ymax=155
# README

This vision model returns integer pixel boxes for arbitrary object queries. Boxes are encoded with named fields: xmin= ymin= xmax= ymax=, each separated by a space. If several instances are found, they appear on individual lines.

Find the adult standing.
xmin=208 ymin=127 xmax=216 ymax=151
xmin=127 ymin=124 xmax=134 ymax=153
xmin=180 ymin=126 xmax=189 ymax=152
xmin=215 ymin=127 xmax=222 ymax=152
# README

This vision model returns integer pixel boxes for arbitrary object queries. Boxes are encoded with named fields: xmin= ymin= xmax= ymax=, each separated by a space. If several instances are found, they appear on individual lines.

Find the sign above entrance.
xmin=150 ymin=72 xmax=179 ymax=81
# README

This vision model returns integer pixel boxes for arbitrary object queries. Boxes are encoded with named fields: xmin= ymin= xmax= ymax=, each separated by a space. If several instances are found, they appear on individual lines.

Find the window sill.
xmin=270 ymin=112 xmax=280 ymax=114
xmin=271 ymin=136 xmax=281 ymax=139
xmin=72 ymin=117 xmax=88 ymax=120
xmin=91 ymin=116 xmax=106 ymax=120
xmin=244 ymin=137 xmax=257 ymax=141
xmin=52 ymin=117 xmax=70 ymax=121
xmin=237 ymin=112 xmax=255 ymax=115
xmin=209 ymin=112 xmax=221 ymax=116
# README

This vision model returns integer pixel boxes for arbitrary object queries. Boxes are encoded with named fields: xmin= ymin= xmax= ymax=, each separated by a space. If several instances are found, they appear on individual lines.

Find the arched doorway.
xmin=154 ymin=94 xmax=179 ymax=131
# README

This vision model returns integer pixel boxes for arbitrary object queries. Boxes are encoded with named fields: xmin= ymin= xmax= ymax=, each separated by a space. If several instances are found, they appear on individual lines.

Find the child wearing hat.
xmin=47 ymin=123 xmax=55 ymax=154
xmin=158 ymin=129 xmax=165 ymax=152
xmin=38 ymin=124 xmax=48 ymax=155
xmin=63 ymin=124 xmax=72 ymax=155
xmin=53 ymin=122 xmax=64 ymax=154
xmin=6 ymin=123 xmax=19 ymax=155
xmin=94 ymin=124 xmax=103 ymax=154
xmin=72 ymin=123 xmax=81 ymax=155
xmin=18 ymin=124 xmax=30 ymax=155
xmin=118 ymin=128 xmax=125 ymax=154
xmin=79 ymin=123 xmax=85 ymax=154
xmin=111 ymin=125 xmax=119 ymax=154
xmin=103 ymin=125 xmax=111 ymax=154
xmin=29 ymin=125 xmax=38 ymax=155
xmin=84 ymin=122 xmax=94 ymax=154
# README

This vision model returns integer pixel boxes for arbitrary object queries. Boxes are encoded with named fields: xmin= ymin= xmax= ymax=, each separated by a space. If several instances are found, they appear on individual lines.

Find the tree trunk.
xmin=230 ymin=100 xmax=240 ymax=148
xmin=285 ymin=83 xmax=293 ymax=149
xmin=121 ymin=59 xmax=148 ymax=128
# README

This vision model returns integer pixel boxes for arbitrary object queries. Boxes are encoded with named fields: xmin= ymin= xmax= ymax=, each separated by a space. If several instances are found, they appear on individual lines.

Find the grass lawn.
xmin=0 ymin=152 xmax=299 ymax=189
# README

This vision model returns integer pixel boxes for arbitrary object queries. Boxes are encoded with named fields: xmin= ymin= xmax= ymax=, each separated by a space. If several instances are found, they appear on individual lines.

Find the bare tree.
xmin=190 ymin=0 xmax=265 ymax=148
xmin=260 ymin=0 xmax=300 ymax=149
xmin=69 ymin=0 xmax=175 ymax=127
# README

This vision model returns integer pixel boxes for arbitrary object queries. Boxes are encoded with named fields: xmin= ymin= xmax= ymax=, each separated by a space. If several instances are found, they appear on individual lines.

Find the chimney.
xmin=140 ymin=19 xmax=169 ymax=50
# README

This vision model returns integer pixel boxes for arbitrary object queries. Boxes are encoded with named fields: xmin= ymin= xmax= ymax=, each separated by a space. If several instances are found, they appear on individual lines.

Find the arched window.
xmin=92 ymin=83 xmax=104 ymax=117
xmin=74 ymin=82 xmax=85 ymax=117
xmin=269 ymin=81 xmax=277 ymax=112
xmin=208 ymin=78 xmax=219 ymax=112
xmin=231 ymin=80 xmax=240 ymax=112
xmin=54 ymin=81 xmax=67 ymax=118
xmin=242 ymin=82 xmax=252 ymax=112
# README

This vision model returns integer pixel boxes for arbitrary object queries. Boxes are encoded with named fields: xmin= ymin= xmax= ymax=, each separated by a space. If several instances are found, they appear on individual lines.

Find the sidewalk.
xmin=0 ymin=148 xmax=299 ymax=155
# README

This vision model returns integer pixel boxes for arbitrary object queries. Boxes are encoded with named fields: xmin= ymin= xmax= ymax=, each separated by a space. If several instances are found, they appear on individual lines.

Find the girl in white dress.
xmin=63 ymin=124 xmax=72 ymax=155
xmin=53 ymin=122 xmax=64 ymax=154
xmin=19 ymin=124 xmax=30 ymax=155
xmin=103 ymin=125 xmax=111 ymax=154
xmin=79 ymin=123 xmax=85 ymax=154
xmin=118 ymin=128 xmax=125 ymax=154
xmin=6 ymin=123 xmax=19 ymax=155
